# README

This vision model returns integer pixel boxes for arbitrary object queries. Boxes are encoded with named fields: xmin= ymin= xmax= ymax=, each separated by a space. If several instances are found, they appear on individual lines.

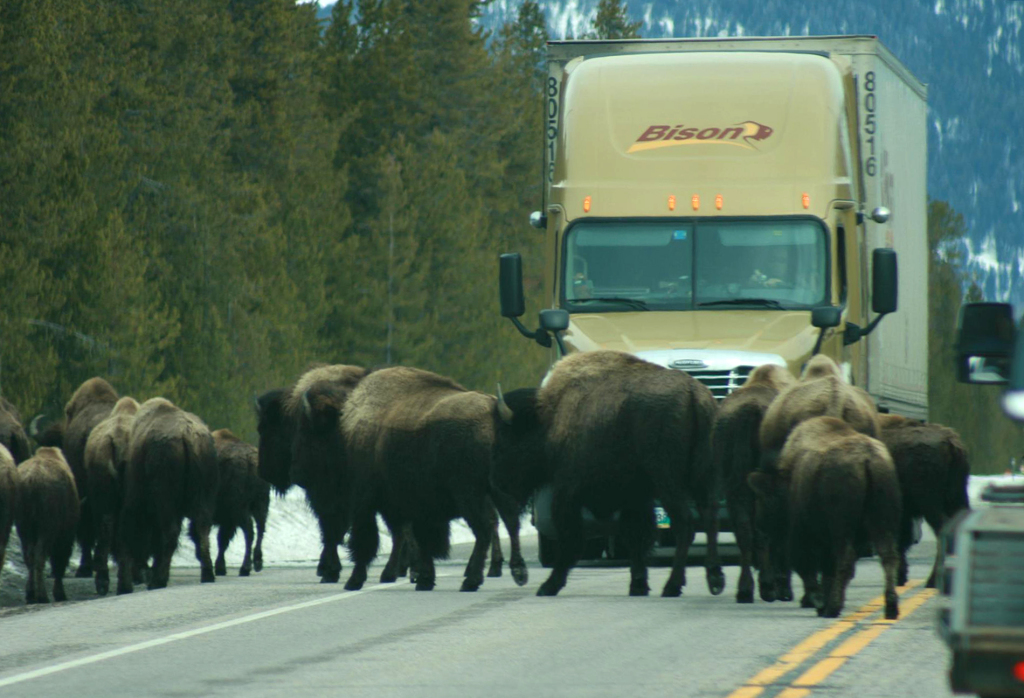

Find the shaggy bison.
xmin=256 ymin=364 xmax=367 ymax=583
xmin=749 ymin=416 xmax=902 ymax=619
xmin=117 ymin=398 xmax=219 ymax=593
xmin=63 ymin=377 xmax=119 ymax=578
xmin=714 ymin=363 xmax=795 ymax=603
xmin=0 ymin=444 xmax=17 ymax=580
xmin=211 ymin=429 xmax=270 ymax=576
xmin=878 ymin=414 xmax=970 ymax=587
xmin=83 ymin=396 xmax=140 ymax=595
xmin=759 ymin=356 xmax=880 ymax=470
xmin=342 ymin=366 xmax=528 ymax=593
xmin=755 ymin=356 xmax=880 ymax=600
xmin=0 ymin=397 xmax=31 ymax=464
xmin=15 ymin=447 xmax=80 ymax=603
xmin=494 ymin=350 xmax=721 ymax=598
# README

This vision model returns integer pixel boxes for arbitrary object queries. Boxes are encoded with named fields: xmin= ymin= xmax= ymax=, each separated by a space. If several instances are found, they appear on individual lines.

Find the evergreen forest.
xmin=1 ymin=0 xmax=1019 ymax=471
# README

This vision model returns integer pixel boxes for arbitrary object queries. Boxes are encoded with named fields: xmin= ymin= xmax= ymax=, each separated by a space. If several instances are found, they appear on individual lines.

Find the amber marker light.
xmin=802 ymin=192 xmax=811 ymax=209
xmin=691 ymin=194 xmax=700 ymax=211
xmin=668 ymin=195 xmax=676 ymax=211
xmin=715 ymin=194 xmax=723 ymax=210
xmin=583 ymin=196 xmax=592 ymax=213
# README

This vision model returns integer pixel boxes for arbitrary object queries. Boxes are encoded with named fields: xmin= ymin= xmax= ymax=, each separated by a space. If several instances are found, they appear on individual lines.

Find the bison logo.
xmin=627 ymin=120 xmax=776 ymax=154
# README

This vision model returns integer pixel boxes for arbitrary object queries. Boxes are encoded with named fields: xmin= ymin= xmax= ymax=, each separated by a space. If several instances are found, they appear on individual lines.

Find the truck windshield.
xmin=563 ymin=219 xmax=827 ymax=311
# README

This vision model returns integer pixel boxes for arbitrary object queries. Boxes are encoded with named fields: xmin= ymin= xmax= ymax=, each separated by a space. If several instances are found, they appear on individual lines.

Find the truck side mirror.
xmin=539 ymin=309 xmax=569 ymax=332
xmin=499 ymin=253 xmax=526 ymax=318
xmin=871 ymin=248 xmax=898 ymax=315
xmin=811 ymin=306 xmax=842 ymax=329
xmin=955 ymin=302 xmax=1015 ymax=385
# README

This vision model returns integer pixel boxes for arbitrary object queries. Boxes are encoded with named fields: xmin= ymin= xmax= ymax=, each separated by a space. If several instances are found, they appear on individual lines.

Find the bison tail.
xmin=862 ymin=446 xmax=902 ymax=537
xmin=184 ymin=433 xmax=219 ymax=524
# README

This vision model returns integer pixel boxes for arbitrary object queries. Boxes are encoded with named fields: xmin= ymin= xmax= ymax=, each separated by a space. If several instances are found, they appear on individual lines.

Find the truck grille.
xmin=968 ymin=531 xmax=1024 ymax=627
xmin=679 ymin=366 xmax=754 ymax=400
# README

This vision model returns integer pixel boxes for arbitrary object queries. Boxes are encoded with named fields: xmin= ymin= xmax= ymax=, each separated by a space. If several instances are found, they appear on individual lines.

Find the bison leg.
xmin=238 ymin=516 xmax=254 ymax=577
xmin=493 ymin=490 xmax=527 ymax=586
xmin=922 ymin=510 xmax=949 ymax=589
xmin=94 ymin=512 xmax=115 ymax=596
xmin=253 ymin=512 xmax=265 ymax=573
xmin=731 ymin=502 xmax=757 ymax=604
xmin=414 ymin=552 xmax=436 ymax=592
xmin=537 ymin=492 xmax=582 ymax=597
xmin=344 ymin=505 xmax=379 ymax=591
xmin=318 ymin=513 xmax=346 ymax=584
xmin=380 ymin=524 xmax=407 ymax=583
xmin=459 ymin=505 xmax=494 ymax=592
xmin=699 ymin=496 xmax=726 ymax=596
xmin=658 ymin=491 xmax=694 ymax=597
xmin=487 ymin=507 xmax=504 ymax=578
xmin=194 ymin=520 xmax=216 ymax=583
xmin=74 ymin=505 xmax=95 ymax=578
xmin=896 ymin=514 xmax=914 ymax=587
xmin=51 ymin=533 xmax=74 ymax=603
xmin=873 ymin=531 xmax=901 ymax=620
xmin=215 ymin=524 xmax=236 ymax=576
xmin=821 ymin=541 xmax=857 ymax=618
xmin=620 ymin=503 xmax=654 ymax=597
xmin=148 ymin=518 xmax=181 ymax=590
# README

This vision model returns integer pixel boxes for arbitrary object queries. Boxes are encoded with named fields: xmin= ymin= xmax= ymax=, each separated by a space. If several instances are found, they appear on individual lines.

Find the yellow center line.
xmin=787 ymin=588 xmax=938 ymax=691
xmin=723 ymin=581 xmax=928 ymax=698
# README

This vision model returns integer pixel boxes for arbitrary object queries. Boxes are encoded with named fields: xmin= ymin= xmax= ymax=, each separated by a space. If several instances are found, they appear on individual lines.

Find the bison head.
xmin=255 ymin=388 xmax=294 ymax=494
xmin=491 ymin=387 xmax=548 ymax=507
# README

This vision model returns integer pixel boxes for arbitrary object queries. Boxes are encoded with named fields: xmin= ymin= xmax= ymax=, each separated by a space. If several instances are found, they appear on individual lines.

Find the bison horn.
xmin=253 ymin=393 xmax=261 ymax=418
xmin=301 ymin=391 xmax=313 ymax=420
xmin=496 ymin=384 xmax=514 ymax=425
xmin=29 ymin=414 xmax=42 ymax=438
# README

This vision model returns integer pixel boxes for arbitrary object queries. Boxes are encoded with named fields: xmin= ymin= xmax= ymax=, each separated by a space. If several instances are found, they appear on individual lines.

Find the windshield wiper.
xmin=698 ymin=298 xmax=787 ymax=309
xmin=571 ymin=297 xmax=650 ymax=311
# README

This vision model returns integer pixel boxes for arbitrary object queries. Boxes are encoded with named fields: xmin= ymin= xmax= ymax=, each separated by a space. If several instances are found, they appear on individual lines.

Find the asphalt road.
xmin=0 ymin=532 xmax=957 ymax=698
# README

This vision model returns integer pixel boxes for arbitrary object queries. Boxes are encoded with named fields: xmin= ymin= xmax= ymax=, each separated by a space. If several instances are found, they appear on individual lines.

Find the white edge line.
xmin=0 ymin=584 xmax=392 ymax=689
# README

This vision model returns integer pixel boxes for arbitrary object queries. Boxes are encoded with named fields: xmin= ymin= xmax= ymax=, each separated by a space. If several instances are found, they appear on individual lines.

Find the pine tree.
xmin=590 ymin=0 xmax=643 ymax=40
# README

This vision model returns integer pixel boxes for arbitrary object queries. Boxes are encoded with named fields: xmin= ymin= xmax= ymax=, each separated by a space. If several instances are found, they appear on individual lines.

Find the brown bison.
xmin=15 ymin=447 xmax=80 ymax=603
xmin=0 ymin=397 xmax=32 ymax=464
xmin=83 ymin=396 xmax=140 ymax=595
xmin=878 ymin=414 xmax=970 ymax=587
xmin=117 ymin=398 xmax=219 ymax=593
xmin=0 ymin=444 xmax=17 ymax=581
xmin=749 ymin=416 xmax=902 ymax=619
xmin=494 ymin=350 xmax=722 ymax=598
xmin=256 ymin=365 xmax=367 ymax=583
xmin=210 ymin=429 xmax=270 ymax=576
xmin=63 ymin=377 xmax=119 ymax=578
xmin=342 ymin=366 xmax=528 ymax=592
xmin=714 ymin=363 xmax=795 ymax=603
xmin=756 ymin=356 xmax=880 ymax=601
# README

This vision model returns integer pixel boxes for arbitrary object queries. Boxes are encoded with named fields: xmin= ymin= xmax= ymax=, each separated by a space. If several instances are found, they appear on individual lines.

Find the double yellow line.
xmin=727 ymin=580 xmax=939 ymax=698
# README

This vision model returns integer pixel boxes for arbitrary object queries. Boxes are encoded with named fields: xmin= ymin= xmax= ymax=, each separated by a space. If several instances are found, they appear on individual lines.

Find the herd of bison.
xmin=0 ymin=350 xmax=968 ymax=621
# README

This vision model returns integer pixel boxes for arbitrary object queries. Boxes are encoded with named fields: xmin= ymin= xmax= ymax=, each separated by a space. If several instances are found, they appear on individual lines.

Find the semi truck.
xmin=499 ymin=36 xmax=929 ymax=560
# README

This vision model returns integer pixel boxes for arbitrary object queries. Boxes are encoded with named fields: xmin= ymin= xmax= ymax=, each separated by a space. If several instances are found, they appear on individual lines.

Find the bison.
xmin=83 ymin=396 xmax=140 ymax=595
xmin=117 ymin=398 xmax=219 ymax=593
xmin=756 ymin=356 xmax=880 ymax=601
xmin=714 ymin=363 xmax=795 ymax=603
xmin=749 ymin=416 xmax=902 ymax=619
xmin=63 ymin=377 xmax=119 ymax=578
xmin=342 ymin=366 xmax=528 ymax=592
xmin=15 ymin=447 xmax=80 ymax=603
xmin=494 ymin=350 xmax=722 ymax=598
xmin=0 ymin=397 xmax=32 ymax=464
xmin=256 ymin=365 xmax=367 ymax=583
xmin=878 ymin=414 xmax=970 ymax=587
xmin=210 ymin=429 xmax=270 ymax=576
xmin=0 ymin=444 xmax=17 ymax=582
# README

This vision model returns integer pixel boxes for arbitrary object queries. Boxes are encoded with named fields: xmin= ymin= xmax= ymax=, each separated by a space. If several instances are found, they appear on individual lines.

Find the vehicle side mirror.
xmin=872 ymin=248 xmax=898 ymax=315
xmin=539 ymin=309 xmax=569 ymax=332
xmin=530 ymin=211 xmax=547 ymax=230
xmin=499 ymin=253 xmax=525 ymax=318
xmin=955 ymin=302 xmax=1015 ymax=385
xmin=811 ymin=306 xmax=842 ymax=329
